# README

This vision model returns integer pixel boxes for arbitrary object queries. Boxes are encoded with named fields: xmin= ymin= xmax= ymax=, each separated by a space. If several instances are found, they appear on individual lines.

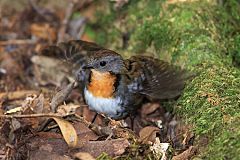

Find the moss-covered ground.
xmin=91 ymin=0 xmax=240 ymax=159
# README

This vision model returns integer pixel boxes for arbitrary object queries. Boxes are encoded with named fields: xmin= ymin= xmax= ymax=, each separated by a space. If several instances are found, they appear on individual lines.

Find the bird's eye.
xmin=100 ymin=61 xmax=107 ymax=67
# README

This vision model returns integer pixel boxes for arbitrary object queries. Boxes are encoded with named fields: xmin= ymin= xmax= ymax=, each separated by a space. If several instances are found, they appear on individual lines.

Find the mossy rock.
xmin=92 ymin=0 xmax=240 ymax=159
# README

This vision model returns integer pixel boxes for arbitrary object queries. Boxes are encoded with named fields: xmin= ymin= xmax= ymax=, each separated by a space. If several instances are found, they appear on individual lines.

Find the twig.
xmin=29 ymin=0 xmax=47 ymax=19
xmin=50 ymin=82 xmax=75 ymax=112
xmin=0 ymin=39 xmax=36 ymax=46
xmin=0 ymin=90 xmax=38 ymax=100
xmin=57 ymin=0 xmax=76 ymax=42
xmin=74 ymin=114 xmax=91 ymax=126
xmin=28 ymin=0 xmax=55 ymax=22
xmin=0 ymin=113 xmax=64 ymax=119
xmin=77 ymin=18 xmax=86 ymax=39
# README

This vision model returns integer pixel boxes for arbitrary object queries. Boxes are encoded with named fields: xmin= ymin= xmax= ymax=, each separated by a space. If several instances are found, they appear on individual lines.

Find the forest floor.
xmin=0 ymin=0 xmax=239 ymax=159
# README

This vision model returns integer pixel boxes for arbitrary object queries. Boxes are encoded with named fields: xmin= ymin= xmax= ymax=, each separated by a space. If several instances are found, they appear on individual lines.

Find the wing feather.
xmin=127 ymin=56 xmax=188 ymax=99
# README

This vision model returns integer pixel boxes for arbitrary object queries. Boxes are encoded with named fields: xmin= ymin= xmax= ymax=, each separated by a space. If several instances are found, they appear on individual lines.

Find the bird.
xmin=41 ymin=40 xmax=188 ymax=120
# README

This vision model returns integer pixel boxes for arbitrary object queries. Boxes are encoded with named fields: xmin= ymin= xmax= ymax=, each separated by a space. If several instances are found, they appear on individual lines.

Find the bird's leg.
xmin=91 ymin=112 xmax=98 ymax=124
xmin=129 ymin=114 xmax=136 ymax=131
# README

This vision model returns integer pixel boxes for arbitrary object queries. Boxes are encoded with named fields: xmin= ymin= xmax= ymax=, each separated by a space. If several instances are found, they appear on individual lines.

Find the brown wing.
xmin=41 ymin=40 xmax=104 ymax=65
xmin=41 ymin=40 xmax=105 ymax=83
xmin=127 ymin=56 xmax=188 ymax=99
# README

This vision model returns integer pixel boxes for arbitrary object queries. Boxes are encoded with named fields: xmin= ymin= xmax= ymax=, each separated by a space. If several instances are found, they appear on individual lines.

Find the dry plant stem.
xmin=0 ymin=39 xmax=36 ymax=45
xmin=0 ymin=90 xmax=38 ymax=100
xmin=77 ymin=18 xmax=86 ymax=39
xmin=0 ymin=113 xmax=113 ymax=137
xmin=0 ymin=113 xmax=66 ymax=119
xmin=28 ymin=0 xmax=47 ymax=19
xmin=50 ymin=82 xmax=75 ymax=112
xmin=57 ymin=0 xmax=75 ymax=42
xmin=74 ymin=114 xmax=91 ymax=126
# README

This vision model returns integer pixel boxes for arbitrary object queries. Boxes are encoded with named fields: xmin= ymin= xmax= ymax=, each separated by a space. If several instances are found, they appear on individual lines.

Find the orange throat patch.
xmin=87 ymin=69 xmax=116 ymax=98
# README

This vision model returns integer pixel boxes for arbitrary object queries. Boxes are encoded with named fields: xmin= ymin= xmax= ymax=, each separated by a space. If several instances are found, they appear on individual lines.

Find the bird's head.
xmin=83 ymin=49 xmax=126 ymax=74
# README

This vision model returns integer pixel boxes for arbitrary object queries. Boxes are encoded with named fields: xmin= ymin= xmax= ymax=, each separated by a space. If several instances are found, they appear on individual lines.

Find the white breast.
xmin=84 ymin=88 xmax=124 ymax=118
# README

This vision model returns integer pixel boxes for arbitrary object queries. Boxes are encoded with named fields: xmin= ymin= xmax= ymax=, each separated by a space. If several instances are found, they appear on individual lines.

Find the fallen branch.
xmin=0 ymin=90 xmax=39 ymax=100
xmin=57 ymin=0 xmax=76 ymax=42
xmin=0 ymin=113 xmax=65 ymax=119
xmin=0 ymin=39 xmax=36 ymax=45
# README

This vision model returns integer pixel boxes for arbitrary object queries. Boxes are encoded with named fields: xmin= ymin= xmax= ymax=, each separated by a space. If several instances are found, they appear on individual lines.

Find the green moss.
xmin=231 ymin=35 xmax=240 ymax=66
xmin=93 ymin=0 xmax=240 ymax=159
xmin=177 ymin=62 xmax=240 ymax=133
xmin=97 ymin=152 xmax=113 ymax=160
xmin=179 ymin=64 xmax=240 ymax=159
xmin=206 ymin=115 xmax=240 ymax=160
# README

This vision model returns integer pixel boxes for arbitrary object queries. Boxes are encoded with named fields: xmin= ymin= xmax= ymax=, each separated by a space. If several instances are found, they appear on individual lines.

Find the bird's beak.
xmin=82 ymin=64 xmax=93 ymax=70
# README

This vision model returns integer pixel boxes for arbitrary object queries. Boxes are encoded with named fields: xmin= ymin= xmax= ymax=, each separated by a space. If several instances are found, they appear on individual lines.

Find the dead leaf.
xmin=172 ymin=146 xmax=197 ymax=160
xmin=32 ymin=94 xmax=44 ymax=114
xmin=0 ymin=90 xmax=38 ymax=101
xmin=30 ymin=150 xmax=71 ymax=160
xmin=139 ymin=126 xmax=160 ymax=144
xmin=141 ymin=103 xmax=160 ymax=116
xmin=73 ymin=122 xmax=99 ymax=142
xmin=30 ymin=23 xmax=57 ymax=41
xmin=57 ymin=104 xmax=81 ymax=115
xmin=29 ymin=132 xmax=69 ymax=156
xmin=5 ymin=107 xmax=23 ymax=114
xmin=73 ymin=139 xmax=129 ymax=158
xmin=82 ymin=105 xmax=103 ymax=125
xmin=0 ymin=52 xmax=22 ymax=77
xmin=8 ymin=118 xmax=22 ymax=143
xmin=74 ymin=152 xmax=95 ymax=160
xmin=150 ymin=138 xmax=170 ymax=160
xmin=52 ymin=117 xmax=78 ymax=148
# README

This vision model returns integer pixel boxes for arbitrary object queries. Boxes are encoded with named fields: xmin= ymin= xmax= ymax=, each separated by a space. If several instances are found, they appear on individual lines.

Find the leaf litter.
xmin=0 ymin=0 xmax=196 ymax=159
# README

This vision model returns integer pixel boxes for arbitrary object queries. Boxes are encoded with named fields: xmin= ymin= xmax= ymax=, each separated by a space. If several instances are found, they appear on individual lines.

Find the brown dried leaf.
xmin=52 ymin=117 xmax=78 ymax=148
xmin=57 ymin=104 xmax=81 ymax=115
xmin=0 ymin=53 xmax=22 ymax=77
xmin=74 ymin=152 xmax=95 ymax=160
xmin=141 ymin=103 xmax=160 ymax=116
xmin=5 ymin=107 xmax=23 ymax=114
xmin=73 ymin=122 xmax=99 ymax=142
xmin=74 ymin=139 xmax=130 ymax=158
xmin=30 ymin=150 xmax=71 ymax=160
xmin=139 ymin=126 xmax=160 ymax=144
xmin=30 ymin=23 xmax=57 ymax=41
xmin=32 ymin=94 xmax=44 ymax=114
xmin=82 ymin=105 xmax=103 ymax=125
xmin=172 ymin=146 xmax=197 ymax=160
xmin=0 ymin=90 xmax=38 ymax=101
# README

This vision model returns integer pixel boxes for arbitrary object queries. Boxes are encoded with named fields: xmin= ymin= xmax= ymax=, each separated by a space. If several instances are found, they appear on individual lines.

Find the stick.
xmin=0 ymin=90 xmax=38 ymax=100
xmin=0 ymin=113 xmax=64 ymax=119
xmin=0 ymin=39 xmax=36 ymax=45
xmin=57 ymin=0 xmax=75 ymax=42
